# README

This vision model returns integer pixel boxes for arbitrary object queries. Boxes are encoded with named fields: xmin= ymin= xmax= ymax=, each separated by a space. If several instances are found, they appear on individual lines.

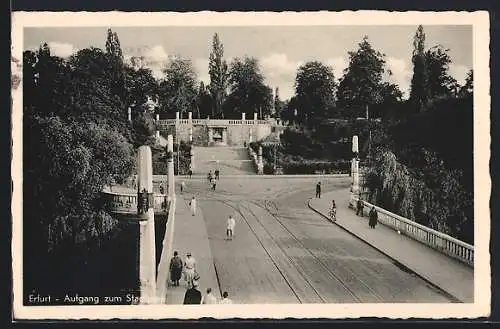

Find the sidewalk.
xmin=308 ymin=190 xmax=474 ymax=303
xmin=164 ymin=193 xmax=220 ymax=304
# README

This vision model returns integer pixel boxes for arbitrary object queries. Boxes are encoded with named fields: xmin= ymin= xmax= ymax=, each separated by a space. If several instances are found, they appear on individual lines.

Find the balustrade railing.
xmin=156 ymin=118 xmax=272 ymax=128
xmin=353 ymin=198 xmax=474 ymax=266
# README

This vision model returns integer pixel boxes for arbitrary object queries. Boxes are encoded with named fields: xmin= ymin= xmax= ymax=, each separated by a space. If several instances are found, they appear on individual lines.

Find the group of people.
xmin=169 ymin=250 xmax=233 ymax=304
xmin=207 ymin=169 xmax=220 ymax=191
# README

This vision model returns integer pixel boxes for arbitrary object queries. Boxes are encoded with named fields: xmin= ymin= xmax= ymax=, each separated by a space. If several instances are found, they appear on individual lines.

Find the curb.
xmin=307 ymin=199 xmax=464 ymax=303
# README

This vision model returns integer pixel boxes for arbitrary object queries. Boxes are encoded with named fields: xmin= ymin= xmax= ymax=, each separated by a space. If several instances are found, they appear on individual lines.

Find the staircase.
xmin=193 ymin=146 xmax=256 ymax=175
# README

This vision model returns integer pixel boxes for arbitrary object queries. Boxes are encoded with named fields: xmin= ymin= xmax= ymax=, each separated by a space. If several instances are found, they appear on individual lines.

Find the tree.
xmin=294 ymin=61 xmax=337 ymax=126
xmin=125 ymin=66 xmax=158 ymax=116
xmin=409 ymin=25 xmax=429 ymax=113
xmin=225 ymin=56 xmax=273 ymax=119
xmin=208 ymin=33 xmax=229 ymax=118
xmin=105 ymin=29 xmax=127 ymax=106
xmin=158 ymin=56 xmax=198 ymax=118
xmin=459 ymin=69 xmax=473 ymax=98
xmin=336 ymin=36 xmax=388 ymax=119
xmin=425 ymin=45 xmax=459 ymax=101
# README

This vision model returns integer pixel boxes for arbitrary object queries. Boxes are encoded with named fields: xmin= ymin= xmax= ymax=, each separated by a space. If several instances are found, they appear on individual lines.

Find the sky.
xmin=24 ymin=25 xmax=473 ymax=100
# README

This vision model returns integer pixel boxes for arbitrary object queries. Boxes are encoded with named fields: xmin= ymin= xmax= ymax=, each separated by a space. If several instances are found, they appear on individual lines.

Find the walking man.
xmin=369 ymin=206 xmax=378 ymax=229
xmin=159 ymin=183 xmax=165 ymax=195
xmin=226 ymin=215 xmax=236 ymax=240
xmin=215 ymin=168 xmax=220 ymax=180
xmin=203 ymin=288 xmax=218 ymax=304
xmin=169 ymin=251 xmax=183 ymax=286
xmin=189 ymin=196 xmax=197 ymax=216
xmin=188 ymin=169 xmax=193 ymax=179
xmin=183 ymin=252 xmax=197 ymax=287
xmin=183 ymin=281 xmax=202 ymax=304
xmin=211 ymin=177 xmax=217 ymax=191
xmin=180 ymin=181 xmax=186 ymax=194
xmin=316 ymin=182 xmax=321 ymax=198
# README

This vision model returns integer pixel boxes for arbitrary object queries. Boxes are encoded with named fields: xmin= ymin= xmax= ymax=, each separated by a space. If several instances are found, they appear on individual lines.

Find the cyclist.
xmin=329 ymin=200 xmax=337 ymax=221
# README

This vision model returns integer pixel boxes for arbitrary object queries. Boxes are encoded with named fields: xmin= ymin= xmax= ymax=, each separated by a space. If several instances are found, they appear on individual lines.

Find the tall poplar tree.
xmin=409 ymin=25 xmax=428 ymax=113
xmin=208 ymin=33 xmax=229 ymax=118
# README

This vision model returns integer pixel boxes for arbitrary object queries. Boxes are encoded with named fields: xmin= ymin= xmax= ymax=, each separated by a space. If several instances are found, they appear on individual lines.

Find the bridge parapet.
xmin=102 ymin=190 xmax=170 ymax=215
xmin=351 ymin=198 xmax=474 ymax=267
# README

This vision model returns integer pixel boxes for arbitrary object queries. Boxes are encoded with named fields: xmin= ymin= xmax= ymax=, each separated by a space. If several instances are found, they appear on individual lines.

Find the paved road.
xmin=179 ymin=177 xmax=454 ymax=304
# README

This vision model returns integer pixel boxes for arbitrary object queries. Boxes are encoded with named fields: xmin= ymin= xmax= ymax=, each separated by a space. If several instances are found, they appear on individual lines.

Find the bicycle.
xmin=329 ymin=208 xmax=337 ymax=221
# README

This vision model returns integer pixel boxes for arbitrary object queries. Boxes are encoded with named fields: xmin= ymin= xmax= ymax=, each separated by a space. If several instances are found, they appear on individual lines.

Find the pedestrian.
xmin=203 ymin=288 xmax=218 ymax=304
xmin=215 ymin=168 xmax=220 ymax=180
xmin=356 ymin=199 xmax=364 ymax=217
xmin=208 ymin=171 xmax=213 ymax=183
xmin=369 ymin=206 xmax=378 ymax=229
xmin=188 ymin=169 xmax=193 ymax=179
xmin=226 ymin=215 xmax=236 ymax=240
xmin=159 ymin=183 xmax=165 ymax=195
xmin=183 ymin=252 xmax=197 ymax=287
xmin=189 ymin=196 xmax=197 ymax=216
xmin=183 ymin=280 xmax=202 ymax=304
xmin=180 ymin=181 xmax=186 ymax=194
xmin=315 ymin=182 xmax=321 ymax=198
xmin=211 ymin=177 xmax=217 ymax=191
xmin=219 ymin=291 xmax=233 ymax=304
xmin=169 ymin=251 xmax=183 ymax=287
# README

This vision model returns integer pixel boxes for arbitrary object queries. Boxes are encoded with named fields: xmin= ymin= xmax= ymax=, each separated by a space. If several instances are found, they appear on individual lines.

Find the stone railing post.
xmin=257 ymin=145 xmax=263 ymax=174
xmin=254 ymin=112 xmax=258 ymax=124
xmin=188 ymin=111 xmax=192 ymax=125
xmin=167 ymin=135 xmax=175 ymax=200
xmin=190 ymin=148 xmax=195 ymax=171
xmin=242 ymin=112 xmax=246 ymax=122
xmin=128 ymin=107 xmax=132 ymax=122
xmin=136 ymin=146 xmax=156 ymax=303
xmin=189 ymin=127 xmax=193 ymax=143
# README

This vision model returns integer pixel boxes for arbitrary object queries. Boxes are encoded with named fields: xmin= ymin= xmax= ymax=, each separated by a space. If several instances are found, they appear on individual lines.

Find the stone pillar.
xmin=257 ymin=146 xmax=263 ymax=174
xmin=128 ymin=107 xmax=132 ymax=122
xmin=155 ymin=130 xmax=160 ymax=139
xmin=188 ymin=111 xmax=192 ymax=124
xmin=254 ymin=112 xmax=258 ymax=122
xmin=167 ymin=135 xmax=175 ymax=199
xmin=242 ymin=112 xmax=246 ymax=122
xmin=176 ymin=111 xmax=180 ymax=121
xmin=136 ymin=146 xmax=156 ymax=303
xmin=190 ymin=148 xmax=195 ymax=171
xmin=189 ymin=127 xmax=193 ymax=143
xmin=156 ymin=113 xmax=159 ymax=122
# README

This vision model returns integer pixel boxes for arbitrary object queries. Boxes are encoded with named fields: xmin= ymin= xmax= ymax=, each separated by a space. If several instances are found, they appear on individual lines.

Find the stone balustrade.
xmin=351 ymin=197 xmax=474 ymax=267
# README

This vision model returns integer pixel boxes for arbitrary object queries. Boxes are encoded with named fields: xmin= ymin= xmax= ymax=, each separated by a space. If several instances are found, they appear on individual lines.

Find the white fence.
xmin=351 ymin=197 xmax=474 ymax=267
xmin=102 ymin=191 xmax=169 ymax=215
xmin=156 ymin=119 xmax=272 ymax=127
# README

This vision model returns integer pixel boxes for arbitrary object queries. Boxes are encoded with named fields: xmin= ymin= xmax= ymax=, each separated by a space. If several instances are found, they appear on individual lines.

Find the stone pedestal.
xmin=128 ymin=107 xmax=132 ymax=122
xmin=137 ymin=146 xmax=156 ymax=304
xmin=167 ymin=135 xmax=175 ymax=199
xmin=242 ymin=113 xmax=246 ymax=121
xmin=156 ymin=114 xmax=159 ymax=122
xmin=176 ymin=111 xmax=180 ymax=120
xmin=222 ymin=129 xmax=227 ymax=145
xmin=189 ymin=127 xmax=193 ymax=143
xmin=188 ymin=111 xmax=192 ymax=124
xmin=155 ymin=130 xmax=160 ymax=139
xmin=254 ymin=112 xmax=258 ymax=122
xmin=208 ymin=128 xmax=213 ymax=145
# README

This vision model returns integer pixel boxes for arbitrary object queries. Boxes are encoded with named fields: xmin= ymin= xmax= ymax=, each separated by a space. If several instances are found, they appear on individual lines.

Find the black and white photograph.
xmin=11 ymin=11 xmax=490 ymax=320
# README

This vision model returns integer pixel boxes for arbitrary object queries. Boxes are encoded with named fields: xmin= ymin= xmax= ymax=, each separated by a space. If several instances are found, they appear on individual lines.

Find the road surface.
xmin=177 ymin=176 xmax=454 ymax=304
